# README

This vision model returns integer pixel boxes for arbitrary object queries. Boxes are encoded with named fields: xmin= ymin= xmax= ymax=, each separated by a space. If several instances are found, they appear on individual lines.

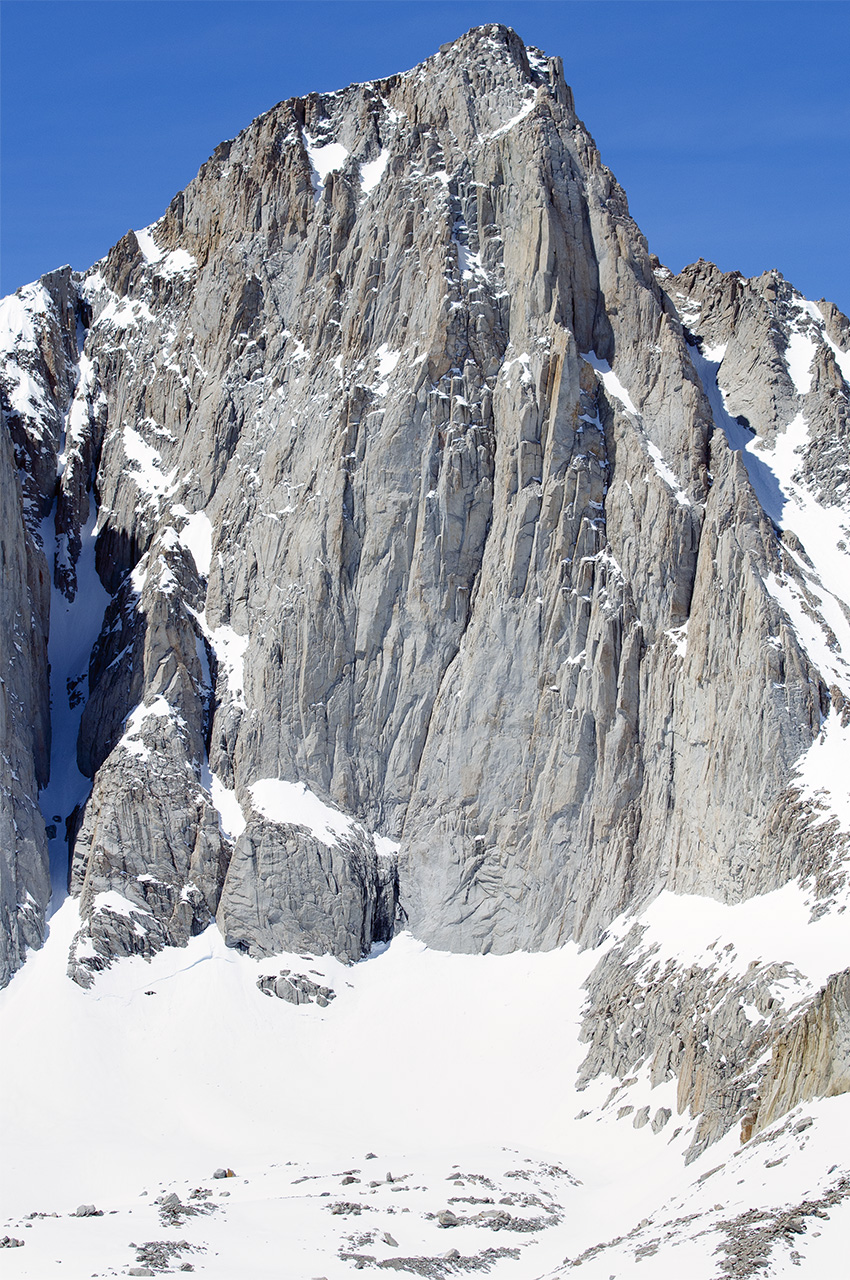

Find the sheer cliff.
xmin=2 ymin=24 xmax=849 ymax=1176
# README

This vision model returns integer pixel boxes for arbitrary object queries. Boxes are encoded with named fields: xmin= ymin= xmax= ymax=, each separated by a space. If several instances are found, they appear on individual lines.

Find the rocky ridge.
xmin=1 ymin=22 xmax=850 ymax=1168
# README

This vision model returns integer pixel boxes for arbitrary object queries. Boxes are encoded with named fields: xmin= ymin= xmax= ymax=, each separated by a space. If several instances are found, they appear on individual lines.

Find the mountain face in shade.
xmin=2 ymin=23 xmax=850 ymax=1247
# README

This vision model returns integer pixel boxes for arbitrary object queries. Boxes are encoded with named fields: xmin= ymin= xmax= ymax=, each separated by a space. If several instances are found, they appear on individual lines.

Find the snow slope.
xmin=0 ymin=894 xmax=848 ymax=1279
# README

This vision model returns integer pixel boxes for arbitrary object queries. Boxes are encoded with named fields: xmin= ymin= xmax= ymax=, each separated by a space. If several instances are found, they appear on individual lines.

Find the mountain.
xmin=1 ymin=23 xmax=849 ymax=1277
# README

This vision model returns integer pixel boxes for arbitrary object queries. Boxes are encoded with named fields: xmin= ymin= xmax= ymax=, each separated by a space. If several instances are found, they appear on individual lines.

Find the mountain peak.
xmin=2 ymin=24 xmax=850 ymax=1276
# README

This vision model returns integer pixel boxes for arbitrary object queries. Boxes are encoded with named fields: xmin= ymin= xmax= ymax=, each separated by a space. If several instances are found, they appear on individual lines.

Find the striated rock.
xmin=747 ymin=968 xmax=850 ymax=1139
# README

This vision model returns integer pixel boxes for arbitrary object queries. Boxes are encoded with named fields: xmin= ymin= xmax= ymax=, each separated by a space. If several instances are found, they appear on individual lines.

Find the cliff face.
xmin=2 ymin=24 xmax=850 ymax=1152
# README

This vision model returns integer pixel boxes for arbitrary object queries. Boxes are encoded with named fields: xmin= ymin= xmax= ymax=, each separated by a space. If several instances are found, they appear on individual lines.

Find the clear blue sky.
xmin=2 ymin=1 xmax=848 ymax=314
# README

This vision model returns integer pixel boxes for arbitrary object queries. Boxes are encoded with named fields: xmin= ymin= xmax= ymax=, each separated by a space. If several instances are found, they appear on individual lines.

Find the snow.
xmin=136 ymin=223 xmax=197 ymax=277
xmin=119 ymin=695 xmax=173 ymax=762
xmin=0 ymin=283 xmax=55 ymax=423
xmin=689 ymin=341 xmax=850 ymax=694
xmin=373 ymin=341 xmax=400 ymax=395
xmin=61 ymin=355 xmax=103 ymax=474
xmin=123 ymin=424 xmax=178 ymax=499
xmin=37 ymin=507 xmax=110 ymax=904
xmin=792 ymin=707 xmax=850 ymax=834
xmin=200 ymin=757 xmax=246 ymax=840
xmin=92 ymin=890 xmax=151 ymax=919
xmin=0 ymin=281 xmax=51 ymax=352
xmin=210 ymin=773 xmax=246 ymax=839
xmin=647 ymin=440 xmax=690 ymax=506
xmin=581 ymin=349 xmax=638 ymax=414
xmin=582 ymin=351 xmax=690 ymax=504
xmin=1 ymin=894 xmax=848 ymax=1279
xmin=135 ymin=224 xmax=163 ymax=264
xmin=483 ymin=94 xmax=537 ymax=141
xmin=666 ymin=620 xmax=689 ymax=657
xmin=688 ymin=340 xmax=785 ymax=516
xmin=763 ymin=568 xmax=850 ymax=692
xmin=618 ymin=879 xmax=850 ymax=999
xmin=303 ymin=132 xmax=349 ymax=201
xmin=501 ymin=350 xmax=533 ymax=390
xmin=248 ymin=779 xmax=355 ymax=846
xmin=456 ymin=240 xmax=488 ymax=283
xmin=785 ymin=328 xmax=817 ymax=394
xmin=159 ymin=248 xmax=197 ymax=278
xmin=374 ymin=834 xmax=400 ymax=858
xmin=173 ymin=507 xmax=213 ymax=576
xmin=95 ymin=294 xmax=154 ymax=330
xmin=281 ymin=327 xmax=308 ymax=360
xmin=360 ymin=148 xmax=390 ymax=193
xmin=192 ymin=611 xmax=249 ymax=708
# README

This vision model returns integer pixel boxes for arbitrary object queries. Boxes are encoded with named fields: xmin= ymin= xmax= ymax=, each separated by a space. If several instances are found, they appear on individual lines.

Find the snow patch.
xmin=763 ymin=570 xmax=850 ymax=692
xmin=622 ymin=880 xmax=850 ymax=1000
xmin=173 ymin=507 xmax=213 ymax=576
xmin=211 ymin=773 xmax=246 ymax=840
xmin=581 ymin=350 xmax=638 ymax=414
xmin=689 ymin=342 xmax=850 ymax=689
xmin=123 ymin=425 xmax=178 ymax=499
xmin=666 ymin=620 xmax=689 ymax=657
xmin=456 ymin=240 xmax=488 ymax=283
xmin=647 ymin=441 xmax=690 ymax=507
xmin=136 ymin=223 xmax=197 ymax=277
xmin=583 ymin=351 xmax=689 ymax=504
xmin=0 ymin=282 xmax=55 ymax=423
xmin=135 ymin=225 xmax=163 ymax=264
xmin=373 ymin=342 xmax=400 ymax=395
xmin=374 ymin=834 xmax=400 ymax=858
xmin=120 ymin=695 xmax=172 ymax=761
xmin=785 ymin=328 xmax=817 ymax=395
xmin=792 ymin=708 xmax=850 ymax=833
xmin=360 ymin=148 xmax=390 ymax=193
xmin=303 ymin=132 xmax=349 ymax=202
xmin=200 ymin=756 xmax=246 ymax=840
xmin=192 ymin=611 xmax=249 ymax=708
xmin=92 ymin=890 xmax=152 ymax=919
xmin=95 ymin=295 xmax=154 ymax=331
xmin=249 ymin=779 xmax=355 ymax=847
xmin=483 ymin=94 xmax=536 ymax=141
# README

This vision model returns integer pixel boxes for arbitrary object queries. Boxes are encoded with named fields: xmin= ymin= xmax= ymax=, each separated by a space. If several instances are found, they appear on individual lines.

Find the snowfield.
xmin=1 ymin=893 xmax=848 ymax=1279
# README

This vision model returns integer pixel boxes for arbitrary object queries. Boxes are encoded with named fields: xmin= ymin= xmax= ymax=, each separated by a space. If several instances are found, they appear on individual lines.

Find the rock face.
xmin=2 ymin=24 xmax=850 ymax=1149
xmin=747 ymin=968 xmax=850 ymax=1140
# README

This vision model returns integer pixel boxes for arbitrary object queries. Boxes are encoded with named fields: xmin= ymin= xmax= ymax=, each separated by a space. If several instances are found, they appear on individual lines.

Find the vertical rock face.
xmin=2 ymin=23 xmax=850 ymax=1145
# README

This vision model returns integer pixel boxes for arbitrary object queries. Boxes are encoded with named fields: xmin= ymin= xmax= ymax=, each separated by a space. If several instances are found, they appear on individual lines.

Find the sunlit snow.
xmin=303 ymin=132 xmax=349 ymax=202
xmin=360 ymin=148 xmax=390 ymax=193
xmin=0 ymin=894 xmax=848 ymax=1279
xmin=248 ymin=779 xmax=355 ymax=846
xmin=172 ymin=506 xmax=213 ymax=577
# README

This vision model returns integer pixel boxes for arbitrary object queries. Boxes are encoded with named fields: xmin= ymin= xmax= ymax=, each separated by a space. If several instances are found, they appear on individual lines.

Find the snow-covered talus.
xmin=2 ymin=21 xmax=850 ymax=1215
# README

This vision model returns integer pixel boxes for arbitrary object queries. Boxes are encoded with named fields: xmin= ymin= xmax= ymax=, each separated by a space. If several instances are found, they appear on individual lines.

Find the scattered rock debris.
xmin=131 ymin=1238 xmax=200 ymax=1273
xmin=156 ymin=1191 xmax=215 ymax=1228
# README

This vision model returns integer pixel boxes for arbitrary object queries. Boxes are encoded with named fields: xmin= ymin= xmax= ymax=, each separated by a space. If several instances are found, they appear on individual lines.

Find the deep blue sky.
xmin=2 ymin=1 xmax=849 ymax=313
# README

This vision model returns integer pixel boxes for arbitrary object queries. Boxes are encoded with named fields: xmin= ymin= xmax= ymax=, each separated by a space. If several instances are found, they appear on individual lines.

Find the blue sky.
xmin=2 ymin=1 xmax=848 ymax=313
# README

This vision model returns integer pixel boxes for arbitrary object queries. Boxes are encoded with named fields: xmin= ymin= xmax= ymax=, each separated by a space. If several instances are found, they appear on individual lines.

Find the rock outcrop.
xmin=746 ymin=968 xmax=850 ymax=1140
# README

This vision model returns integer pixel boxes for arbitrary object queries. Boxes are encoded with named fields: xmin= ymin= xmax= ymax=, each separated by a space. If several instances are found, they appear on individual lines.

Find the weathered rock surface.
xmin=747 ymin=968 xmax=850 ymax=1139
xmin=2 ymin=22 xmax=850 ymax=1156
xmin=257 ymin=967 xmax=336 ymax=1006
